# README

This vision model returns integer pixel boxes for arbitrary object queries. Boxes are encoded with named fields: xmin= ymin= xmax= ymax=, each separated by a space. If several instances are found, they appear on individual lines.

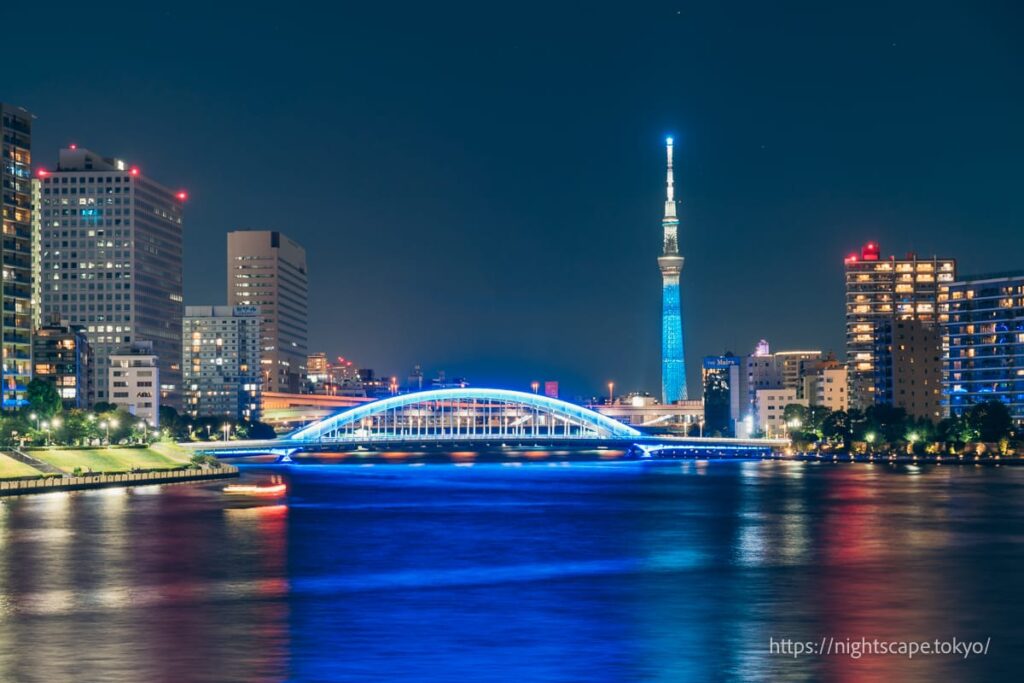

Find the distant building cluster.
xmin=4 ymin=102 xmax=1021 ymax=435
xmin=696 ymin=241 xmax=1024 ymax=438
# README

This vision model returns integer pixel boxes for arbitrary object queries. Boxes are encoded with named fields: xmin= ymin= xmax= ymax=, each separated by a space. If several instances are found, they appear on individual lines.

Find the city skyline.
xmin=5 ymin=4 xmax=1022 ymax=397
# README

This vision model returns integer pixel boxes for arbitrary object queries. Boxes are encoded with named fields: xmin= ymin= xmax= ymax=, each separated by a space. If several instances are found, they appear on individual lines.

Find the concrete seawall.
xmin=0 ymin=466 xmax=239 ymax=497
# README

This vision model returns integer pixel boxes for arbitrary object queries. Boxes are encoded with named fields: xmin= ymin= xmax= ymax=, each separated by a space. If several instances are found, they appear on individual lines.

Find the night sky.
xmin=7 ymin=2 xmax=1022 ymax=398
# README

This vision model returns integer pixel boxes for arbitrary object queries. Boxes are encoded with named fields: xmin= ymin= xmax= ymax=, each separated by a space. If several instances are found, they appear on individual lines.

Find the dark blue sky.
xmin=7 ymin=2 xmax=1022 ymax=398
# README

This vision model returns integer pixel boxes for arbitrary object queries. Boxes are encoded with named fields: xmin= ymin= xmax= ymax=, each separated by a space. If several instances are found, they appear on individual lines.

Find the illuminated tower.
xmin=659 ymin=137 xmax=687 ymax=403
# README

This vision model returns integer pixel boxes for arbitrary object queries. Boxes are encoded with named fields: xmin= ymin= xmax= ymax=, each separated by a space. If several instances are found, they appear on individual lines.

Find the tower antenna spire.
xmin=664 ymin=137 xmax=676 ymax=218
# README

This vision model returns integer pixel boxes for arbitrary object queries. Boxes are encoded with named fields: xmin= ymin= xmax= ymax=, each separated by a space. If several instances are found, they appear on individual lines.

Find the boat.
xmin=223 ymin=479 xmax=287 ymax=496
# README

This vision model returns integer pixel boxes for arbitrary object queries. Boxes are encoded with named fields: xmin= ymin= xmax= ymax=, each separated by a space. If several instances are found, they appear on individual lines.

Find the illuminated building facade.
xmin=844 ymin=242 xmax=955 ymax=409
xmin=945 ymin=271 xmax=1024 ymax=424
xmin=38 ymin=146 xmax=185 ymax=408
xmin=873 ymin=318 xmax=943 ymax=420
xmin=702 ymin=354 xmax=741 ymax=436
xmin=658 ymin=137 xmax=687 ymax=403
xmin=32 ymin=319 xmax=91 ymax=409
xmin=183 ymin=305 xmax=262 ymax=421
xmin=227 ymin=230 xmax=308 ymax=394
xmin=0 ymin=104 xmax=35 ymax=408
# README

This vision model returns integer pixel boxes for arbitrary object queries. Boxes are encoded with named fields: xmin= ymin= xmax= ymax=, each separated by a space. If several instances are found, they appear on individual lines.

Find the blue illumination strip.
xmin=661 ymin=281 xmax=688 ymax=403
xmin=287 ymin=388 xmax=644 ymax=442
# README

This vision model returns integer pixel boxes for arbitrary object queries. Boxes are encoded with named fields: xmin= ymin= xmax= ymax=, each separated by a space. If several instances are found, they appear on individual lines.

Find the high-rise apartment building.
xmin=38 ymin=146 xmax=185 ymax=408
xmin=945 ymin=271 xmax=1024 ymax=424
xmin=844 ymin=242 xmax=955 ymax=409
xmin=227 ymin=230 xmax=308 ymax=393
xmin=873 ymin=318 xmax=943 ymax=420
xmin=183 ymin=305 xmax=261 ymax=421
xmin=0 ymin=104 xmax=35 ymax=408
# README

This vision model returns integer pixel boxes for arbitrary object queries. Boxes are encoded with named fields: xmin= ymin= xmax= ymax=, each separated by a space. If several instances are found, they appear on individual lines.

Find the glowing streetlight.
xmin=531 ymin=381 xmax=539 ymax=394
xmin=607 ymin=381 xmax=615 ymax=404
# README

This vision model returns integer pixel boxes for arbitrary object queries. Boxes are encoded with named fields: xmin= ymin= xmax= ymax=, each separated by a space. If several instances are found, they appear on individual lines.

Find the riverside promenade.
xmin=0 ymin=465 xmax=239 ymax=497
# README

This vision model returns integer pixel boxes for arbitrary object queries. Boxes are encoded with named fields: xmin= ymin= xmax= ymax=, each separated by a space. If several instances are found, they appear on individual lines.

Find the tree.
xmin=25 ymin=378 xmax=62 ymax=418
xmin=245 ymin=420 xmax=277 ymax=440
xmin=822 ymin=410 xmax=852 ymax=451
xmin=967 ymin=401 xmax=1013 ymax=443
xmin=55 ymin=409 xmax=98 ymax=446
xmin=863 ymin=404 xmax=911 ymax=444
xmin=782 ymin=404 xmax=808 ymax=429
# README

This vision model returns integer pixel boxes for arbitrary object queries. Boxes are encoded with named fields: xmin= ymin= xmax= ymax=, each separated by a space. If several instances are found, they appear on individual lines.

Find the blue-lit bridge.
xmin=182 ymin=388 xmax=786 ymax=459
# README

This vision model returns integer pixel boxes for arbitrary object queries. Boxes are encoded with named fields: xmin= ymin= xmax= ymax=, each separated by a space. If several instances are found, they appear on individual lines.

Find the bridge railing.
xmin=316 ymin=430 xmax=607 ymax=443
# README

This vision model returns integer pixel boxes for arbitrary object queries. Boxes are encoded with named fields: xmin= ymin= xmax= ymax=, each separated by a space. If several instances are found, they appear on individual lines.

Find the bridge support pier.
xmin=274 ymin=449 xmax=298 ymax=464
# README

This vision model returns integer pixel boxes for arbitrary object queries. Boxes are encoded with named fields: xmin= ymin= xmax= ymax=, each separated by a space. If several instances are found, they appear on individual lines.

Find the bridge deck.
xmin=182 ymin=435 xmax=788 ymax=458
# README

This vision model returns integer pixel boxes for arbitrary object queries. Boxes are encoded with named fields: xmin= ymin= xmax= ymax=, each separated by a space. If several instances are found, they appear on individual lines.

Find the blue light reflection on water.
xmin=0 ymin=460 xmax=1023 ymax=682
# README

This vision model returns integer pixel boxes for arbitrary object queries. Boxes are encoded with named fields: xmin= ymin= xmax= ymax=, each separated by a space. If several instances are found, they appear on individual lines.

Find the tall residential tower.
xmin=0 ymin=104 xmax=35 ymax=408
xmin=658 ymin=137 xmax=687 ymax=403
xmin=843 ymin=242 xmax=955 ymax=409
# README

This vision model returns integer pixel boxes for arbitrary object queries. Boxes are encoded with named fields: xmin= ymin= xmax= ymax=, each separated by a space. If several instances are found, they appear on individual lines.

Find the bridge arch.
xmin=287 ymin=387 xmax=641 ymax=443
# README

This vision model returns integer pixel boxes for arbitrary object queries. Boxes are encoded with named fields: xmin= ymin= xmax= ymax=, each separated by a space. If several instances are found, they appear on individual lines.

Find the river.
xmin=0 ymin=458 xmax=1021 ymax=681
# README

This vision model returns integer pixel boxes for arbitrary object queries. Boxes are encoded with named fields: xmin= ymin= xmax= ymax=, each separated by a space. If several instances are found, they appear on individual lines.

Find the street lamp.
xmin=531 ymin=381 xmax=539 ymax=394
xmin=138 ymin=421 xmax=148 ymax=443
xmin=100 ymin=419 xmax=119 ymax=445
xmin=222 ymin=423 xmax=231 ymax=441
xmin=607 ymin=381 xmax=614 ymax=404
xmin=41 ymin=420 xmax=50 ymax=445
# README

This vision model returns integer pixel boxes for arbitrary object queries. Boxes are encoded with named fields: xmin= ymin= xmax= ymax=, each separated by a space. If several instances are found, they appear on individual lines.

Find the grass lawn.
xmin=0 ymin=453 xmax=44 ymax=479
xmin=31 ymin=446 xmax=192 ymax=474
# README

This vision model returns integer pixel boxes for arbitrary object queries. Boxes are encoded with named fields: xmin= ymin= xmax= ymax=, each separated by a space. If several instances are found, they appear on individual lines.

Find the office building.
xmin=775 ymin=350 xmax=824 ymax=398
xmin=183 ymin=305 xmax=262 ymax=421
xmin=874 ymin=318 xmax=943 ymax=420
xmin=803 ymin=363 xmax=849 ymax=413
xmin=844 ymin=241 xmax=955 ymax=409
xmin=32 ymin=319 xmax=91 ymax=409
xmin=658 ymin=137 xmax=688 ymax=403
xmin=109 ymin=341 xmax=159 ymax=425
xmin=306 ymin=352 xmax=329 ymax=383
xmin=227 ymin=230 xmax=308 ymax=393
xmin=38 ymin=146 xmax=185 ymax=408
xmin=0 ymin=104 xmax=35 ymax=407
xmin=702 ymin=354 xmax=741 ymax=436
xmin=946 ymin=271 xmax=1024 ymax=424
xmin=755 ymin=388 xmax=806 ymax=437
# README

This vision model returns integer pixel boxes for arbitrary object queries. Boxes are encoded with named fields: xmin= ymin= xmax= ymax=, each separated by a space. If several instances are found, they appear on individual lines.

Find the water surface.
xmin=0 ymin=460 xmax=1021 ymax=681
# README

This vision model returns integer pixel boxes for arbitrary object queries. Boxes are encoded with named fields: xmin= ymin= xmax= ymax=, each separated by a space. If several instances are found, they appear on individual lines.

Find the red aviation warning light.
xmin=861 ymin=242 xmax=880 ymax=261
xmin=36 ymin=168 xmax=49 ymax=178
xmin=129 ymin=167 xmax=140 ymax=177
xmin=176 ymin=190 xmax=188 ymax=201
